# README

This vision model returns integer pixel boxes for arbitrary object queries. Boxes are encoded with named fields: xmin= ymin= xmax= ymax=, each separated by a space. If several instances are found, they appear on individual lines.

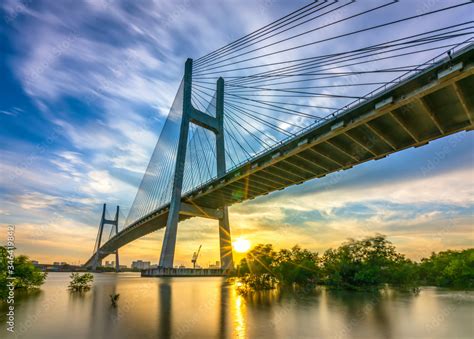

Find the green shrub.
xmin=0 ymin=247 xmax=47 ymax=300
xmin=321 ymin=234 xmax=416 ymax=289
xmin=275 ymin=246 xmax=320 ymax=285
xmin=68 ymin=273 xmax=94 ymax=292
xmin=418 ymin=249 xmax=474 ymax=288
xmin=237 ymin=273 xmax=277 ymax=294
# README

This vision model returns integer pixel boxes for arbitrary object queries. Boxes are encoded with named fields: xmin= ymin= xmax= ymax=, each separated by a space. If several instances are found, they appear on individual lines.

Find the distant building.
xmin=209 ymin=261 xmax=220 ymax=269
xmin=119 ymin=265 xmax=127 ymax=269
xmin=131 ymin=260 xmax=151 ymax=270
xmin=53 ymin=261 xmax=67 ymax=266
xmin=31 ymin=260 xmax=39 ymax=266
xmin=105 ymin=261 xmax=115 ymax=268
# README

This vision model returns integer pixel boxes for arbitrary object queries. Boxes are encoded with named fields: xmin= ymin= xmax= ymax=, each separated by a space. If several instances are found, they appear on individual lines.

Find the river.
xmin=0 ymin=272 xmax=473 ymax=338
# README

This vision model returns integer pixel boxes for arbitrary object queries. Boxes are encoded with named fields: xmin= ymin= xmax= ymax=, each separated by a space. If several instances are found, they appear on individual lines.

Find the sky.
xmin=0 ymin=0 xmax=473 ymax=267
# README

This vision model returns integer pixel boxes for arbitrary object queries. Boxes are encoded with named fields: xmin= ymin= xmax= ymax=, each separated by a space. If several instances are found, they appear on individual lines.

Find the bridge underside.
xmin=85 ymin=48 xmax=474 ymax=268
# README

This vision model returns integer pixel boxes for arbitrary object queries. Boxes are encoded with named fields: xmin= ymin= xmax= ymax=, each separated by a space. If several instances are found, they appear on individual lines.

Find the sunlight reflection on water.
xmin=0 ymin=272 xmax=473 ymax=338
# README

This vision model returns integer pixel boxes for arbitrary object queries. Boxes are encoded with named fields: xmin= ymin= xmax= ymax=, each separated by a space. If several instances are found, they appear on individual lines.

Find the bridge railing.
xmin=330 ymin=38 xmax=473 ymax=118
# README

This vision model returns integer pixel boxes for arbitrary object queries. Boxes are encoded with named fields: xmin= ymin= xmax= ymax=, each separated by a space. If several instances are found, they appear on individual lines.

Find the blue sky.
xmin=0 ymin=0 xmax=473 ymax=266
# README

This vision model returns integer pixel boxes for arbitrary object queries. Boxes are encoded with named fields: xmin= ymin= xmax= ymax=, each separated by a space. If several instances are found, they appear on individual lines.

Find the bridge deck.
xmin=85 ymin=46 xmax=474 ymax=267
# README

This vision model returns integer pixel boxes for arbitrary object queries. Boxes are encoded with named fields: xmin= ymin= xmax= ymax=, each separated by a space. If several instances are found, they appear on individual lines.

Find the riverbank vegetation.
xmin=418 ymin=249 xmax=474 ymax=288
xmin=0 ymin=247 xmax=47 ymax=300
xmin=234 ymin=235 xmax=473 ymax=293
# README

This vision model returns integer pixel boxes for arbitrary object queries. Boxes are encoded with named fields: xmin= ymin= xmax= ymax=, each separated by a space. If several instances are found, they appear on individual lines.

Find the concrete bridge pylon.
xmin=159 ymin=58 xmax=234 ymax=270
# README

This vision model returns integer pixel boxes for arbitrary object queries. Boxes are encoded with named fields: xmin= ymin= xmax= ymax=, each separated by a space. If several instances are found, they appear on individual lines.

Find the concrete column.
xmin=92 ymin=204 xmax=107 ymax=270
xmin=219 ymin=208 xmax=233 ymax=270
xmin=115 ymin=206 xmax=120 ymax=272
xmin=216 ymin=77 xmax=226 ymax=175
xmin=216 ymin=77 xmax=234 ymax=270
xmin=159 ymin=58 xmax=193 ymax=268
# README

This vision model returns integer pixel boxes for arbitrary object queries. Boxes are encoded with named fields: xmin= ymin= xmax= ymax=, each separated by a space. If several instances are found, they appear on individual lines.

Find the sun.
xmin=233 ymin=237 xmax=251 ymax=253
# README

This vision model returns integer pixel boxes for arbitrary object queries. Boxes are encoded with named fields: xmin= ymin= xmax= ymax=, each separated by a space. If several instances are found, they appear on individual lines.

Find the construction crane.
xmin=191 ymin=245 xmax=202 ymax=269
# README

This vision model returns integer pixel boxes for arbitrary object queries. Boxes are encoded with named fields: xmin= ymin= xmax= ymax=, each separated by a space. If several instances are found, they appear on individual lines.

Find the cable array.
xmin=191 ymin=0 xmax=472 ymax=172
xmin=125 ymin=80 xmax=184 ymax=225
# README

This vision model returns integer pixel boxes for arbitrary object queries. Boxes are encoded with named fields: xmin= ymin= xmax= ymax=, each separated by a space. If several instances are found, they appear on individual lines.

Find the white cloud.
xmin=83 ymin=170 xmax=123 ymax=194
xmin=267 ymin=167 xmax=474 ymax=214
xmin=17 ymin=192 xmax=61 ymax=210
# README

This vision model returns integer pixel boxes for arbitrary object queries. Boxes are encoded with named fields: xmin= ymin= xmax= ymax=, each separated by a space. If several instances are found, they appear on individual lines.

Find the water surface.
xmin=1 ymin=272 xmax=473 ymax=338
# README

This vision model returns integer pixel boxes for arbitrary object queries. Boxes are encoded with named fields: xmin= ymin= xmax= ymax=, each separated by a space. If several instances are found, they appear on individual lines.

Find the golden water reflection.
xmin=0 ymin=273 xmax=473 ymax=338
xmin=232 ymin=290 xmax=246 ymax=338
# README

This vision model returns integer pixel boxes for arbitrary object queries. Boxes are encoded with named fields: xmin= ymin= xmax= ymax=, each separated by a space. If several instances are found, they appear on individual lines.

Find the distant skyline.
xmin=0 ymin=0 xmax=472 ymax=266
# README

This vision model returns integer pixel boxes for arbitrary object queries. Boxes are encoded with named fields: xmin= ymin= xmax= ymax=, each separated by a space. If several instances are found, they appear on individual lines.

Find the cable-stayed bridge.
xmin=84 ymin=1 xmax=474 ymax=271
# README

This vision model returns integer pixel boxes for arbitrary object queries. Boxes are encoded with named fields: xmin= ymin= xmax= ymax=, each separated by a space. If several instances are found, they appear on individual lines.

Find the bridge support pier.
xmin=91 ymin=204 xmax=120 ymax=271
xmin=218 ymin=207 xmax=233 ymax=270
xmin=159 ymin=59 xmax=234 ymax=270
